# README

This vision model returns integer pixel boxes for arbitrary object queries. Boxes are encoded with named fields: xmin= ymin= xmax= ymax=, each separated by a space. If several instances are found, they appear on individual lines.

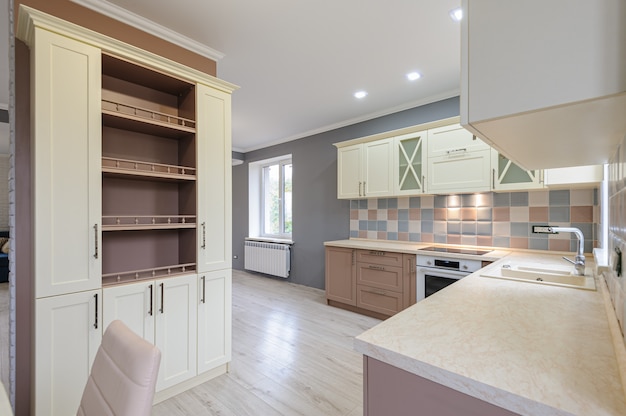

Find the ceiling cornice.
xmin=70 ymin=0 xmax=225 ymax=61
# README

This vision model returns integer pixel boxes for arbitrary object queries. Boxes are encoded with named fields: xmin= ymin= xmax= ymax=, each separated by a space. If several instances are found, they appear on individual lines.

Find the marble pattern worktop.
xmin=353 ymin=250 xmax=626 ymax=415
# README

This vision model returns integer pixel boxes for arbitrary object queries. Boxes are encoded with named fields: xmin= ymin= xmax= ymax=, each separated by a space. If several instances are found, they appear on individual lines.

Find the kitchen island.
xmin=354 ymin=251 xmax=626 ymax=415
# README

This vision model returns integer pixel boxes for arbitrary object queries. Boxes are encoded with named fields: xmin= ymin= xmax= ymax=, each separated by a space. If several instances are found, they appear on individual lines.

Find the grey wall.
xmin=233 ymin=96 xmax=460 ymax=289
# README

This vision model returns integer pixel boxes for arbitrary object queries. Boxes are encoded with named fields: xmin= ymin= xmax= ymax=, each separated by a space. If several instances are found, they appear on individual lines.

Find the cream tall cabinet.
xmin=18 ymin=5 xmax=236 ymax=414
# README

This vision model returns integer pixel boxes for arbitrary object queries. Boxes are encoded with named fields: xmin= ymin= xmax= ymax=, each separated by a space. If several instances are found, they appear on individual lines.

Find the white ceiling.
xmin=1 ymin=0 xmax=463 ymax=153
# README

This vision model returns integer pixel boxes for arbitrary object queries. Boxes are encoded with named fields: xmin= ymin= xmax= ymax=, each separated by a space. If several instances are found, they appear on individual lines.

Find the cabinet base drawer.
xmin=356 ymin=284 xmax=404 ymax=316
xmin=357 ymin=264 xmax=403 ymax=292
xmin=357 ymin=250 xmax=403 ymax=267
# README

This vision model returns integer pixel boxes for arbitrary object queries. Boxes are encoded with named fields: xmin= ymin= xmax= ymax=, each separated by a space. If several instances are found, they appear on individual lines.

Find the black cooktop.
xmin=418 ymin=246 xmax=492 ymax=256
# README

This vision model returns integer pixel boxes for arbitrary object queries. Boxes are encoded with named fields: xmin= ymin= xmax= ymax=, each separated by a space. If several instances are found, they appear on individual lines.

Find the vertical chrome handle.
xmin=159 ymin=283 xmax=164 ymax=314
xmin=93 ymin=224 xmax=98 ymax=259
xmin=148 ymin=284 xmax=153 ymax=316
xmin=352 ymin=249 xmax=355 ymax=266
xmin=492 ymin=168 xmax=495 ymax=189
xmin=363 ymin=181 xmax=366 ymax=196
xmin=201 ymin=222 xmax=206 ymax=249
xmin=201 ymin=276 xmax=206 ymax=304
xmin=358 ymin=182 xmax=362 ymax=197
xmin=93 ymin=293 xmax=98 ymax=329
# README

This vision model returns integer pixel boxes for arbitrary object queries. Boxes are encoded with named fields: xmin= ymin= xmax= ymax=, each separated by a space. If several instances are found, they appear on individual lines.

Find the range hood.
xmin=460 ymin=0 xmax=626 ymax=170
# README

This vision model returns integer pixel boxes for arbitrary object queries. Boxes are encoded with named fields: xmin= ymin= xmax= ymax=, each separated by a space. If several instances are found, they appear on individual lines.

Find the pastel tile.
xmin=477 ymin=207 xmax=492 ymax=221
xmin=434 ymin=234 xmax=448 ymax=244
xmin=377 ymin=221 xmax=387 ymax=231
xmin=409 ymin=233 xmax=421 ymax=242
xmin=511 ymin=222 xmax=529 ymax=237
xmin=447 ymin=207 xmax=461 ymax=221
xmin=476 ymin=193 xmax=493 ymax=207
xmin=571 ymin=206 xmax=593 ymax=223
xmin=460 ymin=235 xmax=477 ymax=246
xmin=397 ymin=197 xmax=409 ymax=209
xmin=549 ymin=189 xmax=570 ymax=206
xmin=447 ymin=235 xmax=461 ymax=245
xmin=571 ymin=188 xmax=595 ymax=206
xmin=409 ymin=208 xmax=420 ymax=220
xmin=387 ymin=209 xmax=398 ymax=220
xmin=528 ymin=190 xmax=549 ymax=206
xmin=510 ymin=192 xmax=529 ymax=206
xmin=461 ymin=208 xmax=477 ymax=221
xmin=549 ymin=206 xmax=570 ymax=222
xmin=368 ymin=209 xmax=377 ymax=220
xmin=476 ymin=236 xmax=493 ymax=246
xmin=493 ymin=222 xmax=511 ymax=236
xmin=434 ymin=208 xmax=447 ymax=221
xmin=409 ymin=197 xmax=421 ymax=208
xmin=434 ymin=221 xmax=447 ymax=234
xmin=421 ymin=233 xmax=434 ymax=243
xmin=377 ymin=231 xmax=387 ymax=240
xmin=435 ymin=195 xmax=447 ymax=208
xmin=493 ymin=192 xmax=511 ymax=207
xmin=529 ymin=207 xmax=548 ymax=222
xmin=387 ymin=232 xmax=398 ymax=240
xmin=493 ymin=207 xmax=510 ymax=222
xmin=387 ymin=221 xmax=398 ymax=233
xmin=510 ymin=206 xmax=529 ymax=222
xmin=409 ymin=221 xmax=421 ymax=233
xmin=462 ymin=194 xmax=477 ymax=207
xmin=398 ymin=209 xmax=409 ymax=221
xmin=510 ymin=237 xmax=529 ymax=249
xmin=447 ymin=194 xmax=462 ymax=208
xmin=350 ymin=209 xmax=358 ymax=220
xmin=398 ymin=232 xmax=409 ymax=241
xmin=461 ymin=222 xmax=477 ymax=235
xmin=368 ymin=199 xmax=378 ymax=209
xmin=420 ymin=195 xmax=434 ymax=209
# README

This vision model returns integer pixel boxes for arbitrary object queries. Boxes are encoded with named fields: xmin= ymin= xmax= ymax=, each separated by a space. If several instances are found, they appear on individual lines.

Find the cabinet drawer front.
xmin=356 ymin=285 xmax=403 ymax=316
xmin=427 ymin=149 xmax=491 ymax=193
xmin=427 ymin=124 xmax=489 ymax=157
xmin=356 ymin=250 xmax=403 ymax=267
xmin=357 ymin=264 xmax=403 ymax=292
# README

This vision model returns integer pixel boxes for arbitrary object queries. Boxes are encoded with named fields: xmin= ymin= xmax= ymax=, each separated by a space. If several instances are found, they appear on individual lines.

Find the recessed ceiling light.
xmin=354 ymin=91 xmax=368 ymax=99
xmin=406 ymin=72 xmax=421 ymax=81
xmin=449 ymin=7 xmax=462 ymax=22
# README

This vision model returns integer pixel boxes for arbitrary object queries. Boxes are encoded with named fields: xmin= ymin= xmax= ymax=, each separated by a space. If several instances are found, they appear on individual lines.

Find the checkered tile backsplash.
xmin=350 ymin=189 xmax=598 ymax=253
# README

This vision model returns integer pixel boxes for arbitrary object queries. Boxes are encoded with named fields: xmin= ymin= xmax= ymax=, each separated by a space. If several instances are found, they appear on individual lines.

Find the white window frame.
xmin=260 ymin=158 xmax=292 ymax=238
xmin=248 ymin=154 xmax=293 ymax=241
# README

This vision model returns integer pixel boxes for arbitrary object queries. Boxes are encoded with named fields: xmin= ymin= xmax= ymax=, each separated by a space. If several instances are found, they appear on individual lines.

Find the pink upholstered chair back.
xmin=77 ymin=320 xmax=161 ymax=416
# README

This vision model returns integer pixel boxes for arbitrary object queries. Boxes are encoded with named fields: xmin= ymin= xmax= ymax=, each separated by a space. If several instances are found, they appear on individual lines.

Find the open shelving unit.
xmin=101 ymin=53 xmax=198 ymax=286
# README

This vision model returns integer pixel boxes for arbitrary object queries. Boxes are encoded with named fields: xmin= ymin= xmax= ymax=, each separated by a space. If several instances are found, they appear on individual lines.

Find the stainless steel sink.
xmin=481 ymin=263 xmax=596 ymax=290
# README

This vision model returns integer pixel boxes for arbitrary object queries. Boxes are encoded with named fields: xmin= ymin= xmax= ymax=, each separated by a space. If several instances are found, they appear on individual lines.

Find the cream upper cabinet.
xmin=35 ymin=290 xmax=102 ymax=416
xmin=197 ymin=269 xmax=232 ymax=374
xmin=32 ymin=28 xmax=102 ymax=298
xmin=545 ymin=165 xmax=604 ymax=188
xmin=426 ymin=124 xmax=491 ymax=194
xmin=337 ymin=139 xmax=393 ymax=199
xmin=197 ymin=84 xmax=233 ymax=273
xmin=394 ymin=131 xmax=427 ymax=195
xmin=461 ymin=0 xmax=626 ymax=169
xmin=491 ymin=149 xmax=543 ymax=191
xmin=337 ymin=144 xmax=363 ymax=199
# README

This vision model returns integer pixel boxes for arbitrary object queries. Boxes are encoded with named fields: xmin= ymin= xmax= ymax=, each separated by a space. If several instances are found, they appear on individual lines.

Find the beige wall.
xmin=0 ymin=155 xmax=8 ymax=230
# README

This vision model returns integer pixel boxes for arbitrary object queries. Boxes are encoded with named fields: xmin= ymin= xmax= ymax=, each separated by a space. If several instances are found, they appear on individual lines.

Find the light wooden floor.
xmin=153 ymin=270 xmax=380 ymax=416
xmin=0 ymin=271 xmax=380 ymax=415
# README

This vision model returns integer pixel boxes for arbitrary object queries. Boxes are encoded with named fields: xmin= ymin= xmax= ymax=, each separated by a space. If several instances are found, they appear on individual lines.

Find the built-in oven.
xmin=415 ymin=247 xmax=489 ymax=301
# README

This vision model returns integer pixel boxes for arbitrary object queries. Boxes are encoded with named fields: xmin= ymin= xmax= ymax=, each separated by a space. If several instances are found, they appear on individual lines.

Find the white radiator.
xmin=244 ymin=241 xmax=291 ymax=278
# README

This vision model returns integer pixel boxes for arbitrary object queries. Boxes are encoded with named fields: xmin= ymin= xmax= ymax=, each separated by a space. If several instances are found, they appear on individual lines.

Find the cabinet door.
xmin=427 ymin=124 xmax=489 ymax=158
xmin=427 ymin=149 xmax=491 ymax=194
xmin=155 ymin=274 xmax=198 ymax=391
xmin=395 ymin=131 xmax=427 ymax=195
xmin=32 ymin=28 xmax=102 ymax=298
xmin=363 ymin=138 xmax=393 ymax=198
xmin=197 ymin=270 xmax=232 ymax=374
xmin=356 ymin=285 xmax=403 ymax=317
xmin=337 ymin=144 xmax=363 ymax=199
xmin=103 ymin=281 xmax=155 ymax=344
xmin=197 ymin=84 xmax=232 ymax=273
xmin=491 ymin=149 xmax=543 ymax=191
xmin=35 ymin=290 xmax=102 ymax=416
xmin=325 ymin=247 xmax=357 ymax=306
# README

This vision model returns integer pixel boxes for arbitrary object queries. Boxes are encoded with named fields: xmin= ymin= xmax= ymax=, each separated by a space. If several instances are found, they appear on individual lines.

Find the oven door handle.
xmin=417 ymin=267 xmax=469 ymax=280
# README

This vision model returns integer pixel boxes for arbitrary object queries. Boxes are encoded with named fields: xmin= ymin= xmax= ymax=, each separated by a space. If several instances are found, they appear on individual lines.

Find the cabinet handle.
xmin=201 ymin=276 xmax=206 ymax=304
xmin=447 ymin=148 xmax=467 ymax=156
xmin=352 ymin=250 xmax=355 ymax=266
xmin=148 ymin=284 xmax=153 ymax=316
xmin=93 ymin=293 xmax=98 ymax=329
xmin=363 ymin=181 xmax=366 ymax=196
xmin=492 ymin=168 xmax=495 ymax=189
xmin=93 ymin=224 xmax=98 ymax=259
xmin=358 ymin=181 xmax=362 ymax=197
xmin=368 ymin=265 xmax=385 ymax=271
xmin=367 ymin=288 xmax=386 ymax=296
xmin=159 ymin=283 xmax=164 ymax=314
xmin=201 ymin=222 xmax=206 ymax=249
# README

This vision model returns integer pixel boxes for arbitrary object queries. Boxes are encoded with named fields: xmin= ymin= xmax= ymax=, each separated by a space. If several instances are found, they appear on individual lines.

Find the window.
xmin=249 ymin=156 xmax=292 ymax=240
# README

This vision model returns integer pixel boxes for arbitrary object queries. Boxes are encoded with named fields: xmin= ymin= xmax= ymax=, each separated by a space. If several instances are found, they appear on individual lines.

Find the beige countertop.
xmin=352 ymin=248 xmax=626 ymax=416
xmin=324 ymin=238 xmax=511 ymax=262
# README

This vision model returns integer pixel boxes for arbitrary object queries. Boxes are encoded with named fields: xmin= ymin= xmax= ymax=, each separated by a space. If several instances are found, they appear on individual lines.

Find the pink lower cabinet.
xmin=364 ymin=357 xmax=519 ymax=416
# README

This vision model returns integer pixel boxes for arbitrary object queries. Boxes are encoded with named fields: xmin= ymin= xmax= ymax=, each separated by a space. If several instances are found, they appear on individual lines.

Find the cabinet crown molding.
xmin=16 ymin=5 xmax=239 ymax=94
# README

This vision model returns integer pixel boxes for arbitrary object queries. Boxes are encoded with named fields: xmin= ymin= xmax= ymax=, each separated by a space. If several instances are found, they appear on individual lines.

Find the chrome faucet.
xmin=541 ymin=226 xmax=586 ymax=275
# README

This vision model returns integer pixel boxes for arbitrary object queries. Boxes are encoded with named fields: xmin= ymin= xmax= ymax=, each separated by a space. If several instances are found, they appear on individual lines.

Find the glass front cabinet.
xmin=394 ymin=131 xmax=427 ymax=195
xmin=491 ymin=149 xmax=543 ymax=191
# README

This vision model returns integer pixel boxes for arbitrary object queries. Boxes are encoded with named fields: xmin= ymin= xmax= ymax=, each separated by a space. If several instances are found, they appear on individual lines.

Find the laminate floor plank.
xmin=153 ymin=270 xmax=381 ymax=416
